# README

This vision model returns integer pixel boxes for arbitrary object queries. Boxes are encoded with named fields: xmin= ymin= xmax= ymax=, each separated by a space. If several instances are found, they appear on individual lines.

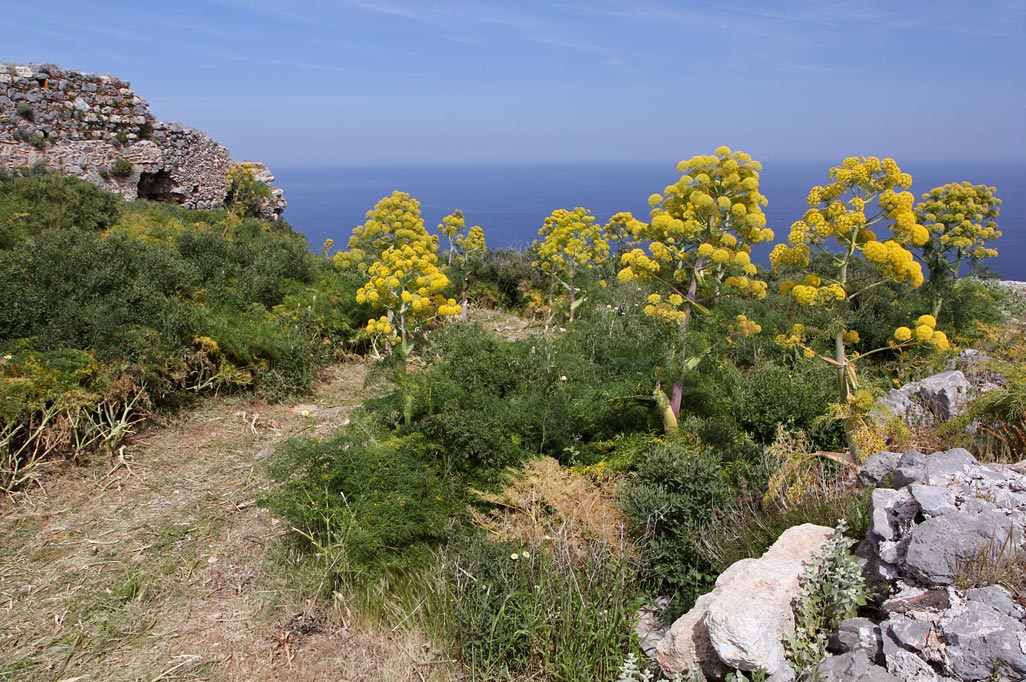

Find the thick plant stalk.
xmin=669 ymin=266 xmax=701 ymax=419
xmin=653 ymin=385 xmax=679 ymax=436
xmin=461 ymin=275 xmax=469 ymax=322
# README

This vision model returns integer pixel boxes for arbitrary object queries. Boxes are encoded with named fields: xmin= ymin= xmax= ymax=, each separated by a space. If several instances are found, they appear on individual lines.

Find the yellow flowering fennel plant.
xmin=345 ymin=193 xmax=461 ymax=357
xmin=225 ymin=162 xmax=272 ymax=219
xmin=913 ymin=182 xmax=1001 ymax=316
xmin=616 ymin=147 xmax=774 ymax=434
xmin=333 ymin=191 xmax=431 ymax=272
xmin=770 ymin=157 xmax=949 ymax=456
xmin=439 ymin=209 xmax=487 ymax=320
xmin=532 ymin=206 xmax=609 ymax=322
xmin=603 ymin=211 xmax=644 ymax=260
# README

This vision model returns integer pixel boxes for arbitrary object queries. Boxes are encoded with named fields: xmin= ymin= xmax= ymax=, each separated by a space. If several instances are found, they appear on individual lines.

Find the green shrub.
xmin=737 ymin=361 xmax=847 ymax=450
xmin=620 ymin=440 xmax=733 ymax=619
xmin=0 ymin=230 xmax=197 ymax=359
xmin=264 ymin=426 xmax=461 ymax=577
xmin=15 ymin=101 xmax=33 ymax=121
xmin=29 ymin=133 xmax=46 ymax=150
xmin=464 ymin=247 xmax=546 ymax=310
xmin=785 ymin=521 xmax=869 ymax=674
xmin=109 ymin=158 xmax=133 ymax=178
xmin=0 ymin=165 xmax=122 ymax=248
xmin=366 ymin=316 xmax=667 ymax=482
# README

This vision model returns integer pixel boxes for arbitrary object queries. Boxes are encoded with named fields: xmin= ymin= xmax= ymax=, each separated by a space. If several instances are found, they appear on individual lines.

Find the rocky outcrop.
xmin=656 ymin=524 xmax=834 ymax=680
xmin=811 ymin=448 xmax=1026 ymax=681
xmin=236 ymin=160 xmax=287 ymax=220
xmin=1 ymin=62 xmax=284 ymax=217
xmin=876 ymin=370 xmax=974 ymax=427
xmin=651 ymin=446 xmax=1026 ymax=681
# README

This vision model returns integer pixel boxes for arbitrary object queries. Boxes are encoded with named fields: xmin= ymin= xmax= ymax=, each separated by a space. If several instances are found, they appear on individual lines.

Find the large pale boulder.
xmin=656 ymin=524 xmax=833 ymax=678
xmin=654 ymin=592 xmax=730 ymax=680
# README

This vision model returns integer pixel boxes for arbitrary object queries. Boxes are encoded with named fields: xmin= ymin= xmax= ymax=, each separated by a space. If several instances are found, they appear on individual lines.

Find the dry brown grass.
xmin=0 ymin=360 xmax=453 ymax=681
xmin=955 ymin=527 xmax=1026 ymax=607
xmin=464 ymin=306 xmax=547 ymax=342
xmin=471 ymin=456 xmax=633 ymax=564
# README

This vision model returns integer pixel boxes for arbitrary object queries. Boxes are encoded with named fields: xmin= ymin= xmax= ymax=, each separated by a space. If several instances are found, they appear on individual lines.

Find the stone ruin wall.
xmin=0 ymin=63 xmax=285 ymax=218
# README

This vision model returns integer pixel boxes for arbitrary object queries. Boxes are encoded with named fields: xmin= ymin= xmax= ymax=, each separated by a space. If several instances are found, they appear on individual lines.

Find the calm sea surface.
xmin=273 ymin=161 xmax=1026 ymax=280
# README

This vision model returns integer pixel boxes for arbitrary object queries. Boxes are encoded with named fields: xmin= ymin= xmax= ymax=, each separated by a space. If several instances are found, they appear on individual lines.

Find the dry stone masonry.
xmin=0 ymin=62 xmax=285 ymax=218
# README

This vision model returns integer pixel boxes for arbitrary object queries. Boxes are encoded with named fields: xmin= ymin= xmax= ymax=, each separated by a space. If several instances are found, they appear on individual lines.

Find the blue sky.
xmin=3 ymin=0 xmax=1025 ymax=165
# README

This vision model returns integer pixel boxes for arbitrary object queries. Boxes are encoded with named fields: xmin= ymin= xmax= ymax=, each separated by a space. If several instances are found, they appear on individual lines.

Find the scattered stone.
xmin=860 ymin=451 xmax=901 ymax=487
xmin=923 ymin=448 xmax=977 ymax=482
xmin=828 ymin=617 xmax=884 ymax=663
xmin=913 ymin=371 xmax=973 ymax=422
xmin=876 ymin=371 xmax=974 ymax=427
xmin=655 ymin=592 xmax=729 ymax=680
xmin=816 ymin=651 xmax=901 ymax=682
xmin=908 ymin=484 xmax=958 ymax=518
xmin=882 ymin=584 xmax=951 ymax=616
xmin=941 ymin=598 xmax=1026 ymax=680
xmin=883 ymin=615 xmax=935 ymax=654
xmin=894 ymin=449 xmax=928 ymax=487
xmin=883 ymin=645 xmax=944 ymax=682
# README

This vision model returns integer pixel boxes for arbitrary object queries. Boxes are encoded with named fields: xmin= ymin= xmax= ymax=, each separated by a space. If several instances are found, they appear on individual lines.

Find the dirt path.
xmin=0 ymin=362 xmax=445 ymax=682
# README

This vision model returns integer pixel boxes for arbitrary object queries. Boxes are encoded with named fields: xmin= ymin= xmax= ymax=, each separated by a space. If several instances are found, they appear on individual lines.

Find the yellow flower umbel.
xmin=619 ymin=147 xmax=771 ymax=315
xmin=913 ymin=182 xmax=1001 ymax=316
xmin=893 ymin=314 xmax=949 ymax=352
xmin=334 ymin=191 xmax=430 ymax=272
xmin=770 ymin=157 xmax=945 ymax=458
xmin=348 ymin=192 xmax=461 ymax=357
xmin=616 ymin=147 xmax=773 ymax=435
xmin=438 ymin=209 xmax=487 ymax=320
xmin=532 ymin=207 xmax=609 ymax=322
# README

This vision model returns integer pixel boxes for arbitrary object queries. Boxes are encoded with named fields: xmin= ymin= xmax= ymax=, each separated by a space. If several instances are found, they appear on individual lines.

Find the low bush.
xmin=264 ymin=426 xmax=462 ymax=579
xmin=785 ymin=522 xmax=869 ymax=674
xmin=0 ymin=164 xmax=122 ymax=248
xmin=363 ymin=314 xmax=668 ymax=483
xmin=463 ymin=247 xmax=545 ymax=311
xmin=620 ymin=440 xmax=733 ymax=619
xmin=109 ymin=158 xmax=133 ymax=178
xmin=0 ymin=168 xmax=363 ymax=489
xmin=737 ymin=361 xmax=847 ymax=450
xmin=15 ymin=101 xmax=33 ymax=121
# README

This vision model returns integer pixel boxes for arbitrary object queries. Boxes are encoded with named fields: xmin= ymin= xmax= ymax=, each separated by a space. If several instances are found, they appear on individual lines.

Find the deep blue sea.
xmin=273 ymin=161 xmax=1026 ymax=280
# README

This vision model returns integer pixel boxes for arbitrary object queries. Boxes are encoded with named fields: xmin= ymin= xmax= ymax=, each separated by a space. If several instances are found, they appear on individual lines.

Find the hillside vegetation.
xmin=1 ymin=154 xmax=1023 ymax=681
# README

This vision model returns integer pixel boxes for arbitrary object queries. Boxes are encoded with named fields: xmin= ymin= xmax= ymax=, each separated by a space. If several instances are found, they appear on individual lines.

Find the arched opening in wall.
xmin=137 ymin=170 xmax=179 ymax=203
